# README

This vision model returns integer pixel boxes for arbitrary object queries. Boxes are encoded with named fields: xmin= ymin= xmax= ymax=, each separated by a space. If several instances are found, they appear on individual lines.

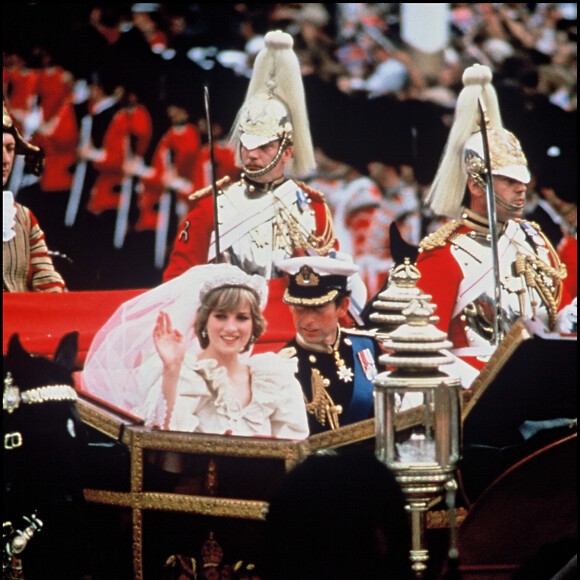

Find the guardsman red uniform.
xmin=36 ymin=62 xmax=74 ymax=125
xmin=86 ymin=97 xmax=152 ymax=215
xmin=80 ymin=89 xmax=122 ymax=215
xmin=163 ymin=31 xmax=337 ymax=282
xmin=192 ymin=139 xmax=239 ymax=192
xmin=34 ymin=96 xmax=79 ymax=194
xmin=135 ymin=108 xmax=201 ymax=232
xmin=3 ymin=54 xmax=39 ymax=126
xmin=415 ymin=65 xmax=575 ymax=371
xmin=163 ymin=177 xmax=336 ymax=282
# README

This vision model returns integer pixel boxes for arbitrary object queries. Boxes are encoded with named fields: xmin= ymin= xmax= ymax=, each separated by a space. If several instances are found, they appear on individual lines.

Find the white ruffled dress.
xmin=138 ymin=352 xmax=309 ymax=440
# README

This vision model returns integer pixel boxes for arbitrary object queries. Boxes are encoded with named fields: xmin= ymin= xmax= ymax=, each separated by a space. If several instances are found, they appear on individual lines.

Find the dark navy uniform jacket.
xmin=279 ymin=329 xmax=381 ymax=435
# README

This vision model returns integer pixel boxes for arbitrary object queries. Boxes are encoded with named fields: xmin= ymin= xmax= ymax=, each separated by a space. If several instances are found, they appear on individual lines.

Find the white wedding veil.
xmin=81 ymin=263 xmax=268 ymax=414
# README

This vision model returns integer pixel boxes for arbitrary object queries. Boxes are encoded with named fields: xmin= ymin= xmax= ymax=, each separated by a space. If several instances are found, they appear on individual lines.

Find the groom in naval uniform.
xmin=277 ymin=256 xmax=381 ymax=435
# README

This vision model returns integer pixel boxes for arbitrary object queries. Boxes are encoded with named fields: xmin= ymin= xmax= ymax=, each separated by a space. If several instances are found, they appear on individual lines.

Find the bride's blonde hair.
xmin=195 ymin=286 xmax=266 ymax=352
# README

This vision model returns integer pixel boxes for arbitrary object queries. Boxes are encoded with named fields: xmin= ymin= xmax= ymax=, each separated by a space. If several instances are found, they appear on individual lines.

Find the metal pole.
xmin=204 ymin=86 xmax=221 ymax=262
xmin=478 ymin=99 xmax=503 ymax=345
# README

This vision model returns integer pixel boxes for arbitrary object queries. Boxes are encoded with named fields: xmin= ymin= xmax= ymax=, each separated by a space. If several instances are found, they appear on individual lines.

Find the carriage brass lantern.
xmin=374 ymin=297 xmax=461 ymax=578
xmin=368 ymin=258 xmax=434 ymax=342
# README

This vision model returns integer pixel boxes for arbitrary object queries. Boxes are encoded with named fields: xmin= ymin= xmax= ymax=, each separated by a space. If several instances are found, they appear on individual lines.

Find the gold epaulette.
xmin=188 ymin=176 xmax=232 ymax=201
xmin=514 ymin=218 xmax=541 ymax=230
xmin=342 ymin=327 xmax=376 ymax=339
xmin=295 ymin=180 xmax=327 ymax=204
xmin=419 ymin=220 xmax=463 ymax=252
xmin=277 ymin=346 xmax=297 ymax=359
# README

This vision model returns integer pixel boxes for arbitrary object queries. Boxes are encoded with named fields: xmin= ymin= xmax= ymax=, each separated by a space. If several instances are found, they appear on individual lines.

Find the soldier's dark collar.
xmin=241 ymin=174 xmax=286 ymax=196
xmin=461 ymin=208 xmax=507 ymax=235
xmin=296 ymin=326 xmax=341 ymax=354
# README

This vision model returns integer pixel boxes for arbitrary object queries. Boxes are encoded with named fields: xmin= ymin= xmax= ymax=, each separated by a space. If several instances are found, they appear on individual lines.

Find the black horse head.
xmin=4 ymin=332 xmax=79 ymax=390
xmin=4 ymin=331 xmax=83 ymax=494
xmin=3 ymin=331 xmax=88 ymax=579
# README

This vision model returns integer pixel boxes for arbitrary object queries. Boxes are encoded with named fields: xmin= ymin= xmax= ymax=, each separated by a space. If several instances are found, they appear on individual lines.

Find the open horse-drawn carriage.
xmin=3 ymin=284 xmax=577 ymax=580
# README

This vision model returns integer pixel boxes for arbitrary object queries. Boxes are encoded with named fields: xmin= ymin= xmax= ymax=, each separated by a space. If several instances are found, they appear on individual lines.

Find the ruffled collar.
xmin=192 ymin=358 xmax=230 ymax=395
xmin=3 ymin=191 xmax=17 ymax=242
xmin=193 ymin=358 xmax=251 ymax=423
xmin=192 ymin=357 xmax=281 ymax=428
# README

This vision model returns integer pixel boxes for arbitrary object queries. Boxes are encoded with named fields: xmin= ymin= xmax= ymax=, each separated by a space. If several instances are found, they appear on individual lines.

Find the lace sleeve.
xmin=143 ymin=389 xmax=168 ymax=429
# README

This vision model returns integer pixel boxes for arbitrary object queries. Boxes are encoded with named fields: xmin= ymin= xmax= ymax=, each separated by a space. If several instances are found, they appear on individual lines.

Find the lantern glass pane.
xmin=397 ymin=392 xmax=436 ymax=465
xmin=374 ymin=390 xmax=396 ymax=464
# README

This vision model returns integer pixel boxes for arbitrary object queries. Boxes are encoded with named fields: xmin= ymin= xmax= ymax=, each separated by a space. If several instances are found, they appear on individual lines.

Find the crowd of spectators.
xmin=3 ymin=3 xmax=577 ymax=295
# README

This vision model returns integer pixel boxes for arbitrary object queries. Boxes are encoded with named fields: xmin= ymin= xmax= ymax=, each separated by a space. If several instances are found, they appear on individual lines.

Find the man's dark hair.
xmin=261 ymin=450 xmax=414 ymax=580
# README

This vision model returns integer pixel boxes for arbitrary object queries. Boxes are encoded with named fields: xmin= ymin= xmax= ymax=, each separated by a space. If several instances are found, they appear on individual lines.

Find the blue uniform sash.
xmin=341 ymin=334 xmax=377 ymax=424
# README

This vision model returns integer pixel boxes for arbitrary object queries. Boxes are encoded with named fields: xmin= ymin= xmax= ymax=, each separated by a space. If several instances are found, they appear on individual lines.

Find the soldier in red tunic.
xmin=163 ymin=30 xmax=337 ymax=284
xmin=133 ymin=97 xmax=201 ymax=234
xmin=415 ymin=65 xmax=575 ymax=373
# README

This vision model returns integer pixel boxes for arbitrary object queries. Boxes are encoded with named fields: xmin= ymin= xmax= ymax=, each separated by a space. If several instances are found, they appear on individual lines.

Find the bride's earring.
xmin=201 ymin=329 xmax=207 ymax=338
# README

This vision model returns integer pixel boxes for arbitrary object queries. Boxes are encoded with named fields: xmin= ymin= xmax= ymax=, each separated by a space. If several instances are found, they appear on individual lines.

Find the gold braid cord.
xmin=305 ymin=369 xmax=342 ymax=430
xmin=187 ymin=176 xmax=231 ymax=202
xmin=419 ymin=219 xmax=463 ymax=251
xmin=272 ymin=191 xmax=336 ymax=255
xmin=295 ymin=181 xmax=337 ymax=253
xmin=419 ymin=216 xmax=566 ymax=329
xmin=514 ymin=221 xmax=567 ymax=329
xmin=294 ymin=180 xmax=329 ymax=204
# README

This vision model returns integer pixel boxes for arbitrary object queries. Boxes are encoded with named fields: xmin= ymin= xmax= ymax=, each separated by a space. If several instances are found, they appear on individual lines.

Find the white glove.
xmin=555 ymin=297 xmax=577 ymax=334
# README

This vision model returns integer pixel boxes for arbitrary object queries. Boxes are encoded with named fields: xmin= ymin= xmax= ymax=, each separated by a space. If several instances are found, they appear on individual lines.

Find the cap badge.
xmin=296 ymin=266 xmax=319 ymax=287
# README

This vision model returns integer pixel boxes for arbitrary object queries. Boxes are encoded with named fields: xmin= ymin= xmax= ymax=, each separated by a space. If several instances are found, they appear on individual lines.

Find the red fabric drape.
xmin=3 ymin=279 xmax=295 ymax=364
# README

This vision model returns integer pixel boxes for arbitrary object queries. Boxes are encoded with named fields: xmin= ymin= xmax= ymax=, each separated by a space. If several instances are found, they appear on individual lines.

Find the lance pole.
xmin=204 ymin=86 xmax=221 ymax=262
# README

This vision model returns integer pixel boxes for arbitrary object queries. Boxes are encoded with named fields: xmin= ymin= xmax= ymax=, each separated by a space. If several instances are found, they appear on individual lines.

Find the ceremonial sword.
xmin=478 ymin=99 xmax=503 ymax=346
xmin=154 ymin=149 xmax=174 ymax=269
xmin=65 ymin=114 xmax=92 ymax=227
xmin=113 ymin=138 xmax=135 ymax=249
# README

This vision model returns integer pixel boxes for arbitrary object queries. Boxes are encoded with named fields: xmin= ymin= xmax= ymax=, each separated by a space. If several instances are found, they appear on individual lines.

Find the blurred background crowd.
xmin=4 ymin=3 xmax=577 ymax=297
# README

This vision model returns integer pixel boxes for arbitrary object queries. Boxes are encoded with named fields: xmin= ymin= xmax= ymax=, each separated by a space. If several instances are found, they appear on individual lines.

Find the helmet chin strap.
xmin=472 ymin=171 xmax=524 ymax=214
xmin=241 ymin=136 xmax=290 ymax=180
xmin=494 ymin=192 xmax=522 ymax=212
